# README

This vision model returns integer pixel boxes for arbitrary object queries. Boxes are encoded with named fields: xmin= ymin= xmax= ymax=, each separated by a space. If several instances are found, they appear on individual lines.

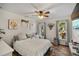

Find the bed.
xmin=13 ymin=33 xmax=52 ymax=56
xmin=13 ymin=39 xmax=52 ymax=56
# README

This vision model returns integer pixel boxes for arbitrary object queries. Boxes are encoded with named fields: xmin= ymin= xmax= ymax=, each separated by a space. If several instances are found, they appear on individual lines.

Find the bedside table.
xmin=0 ymin=40 xmax=14 ymax=56
xmin=69 ymin=43 xmax=79 ymax=56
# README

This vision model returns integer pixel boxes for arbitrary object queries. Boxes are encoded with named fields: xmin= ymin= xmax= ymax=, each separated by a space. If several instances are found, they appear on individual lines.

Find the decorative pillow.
xmin=12 ymin=35 xmax=19 ymax=47
xmin=30 ymin=33 xmax=40 ymax=39
xmin=14 ymin=35 xmax=19 ymax=41
xmin=17 ymin=33 xmax=27 ymax=40
xmin=35 ymin=34 xmax=40 ymax=38
xmin=26 ymin=34 xmax=30 ymax=38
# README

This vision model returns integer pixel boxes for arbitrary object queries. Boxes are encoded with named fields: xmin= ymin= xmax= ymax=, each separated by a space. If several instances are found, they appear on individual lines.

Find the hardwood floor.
xmin=48 ymin=44 xmax=72 ymax=56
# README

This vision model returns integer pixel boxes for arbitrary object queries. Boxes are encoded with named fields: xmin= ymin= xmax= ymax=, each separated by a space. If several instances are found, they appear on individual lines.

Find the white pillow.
xmin=35 ymin=35 xmax=40 ymax=38
xmin=17 ymin=33 xmax=27 ymax=40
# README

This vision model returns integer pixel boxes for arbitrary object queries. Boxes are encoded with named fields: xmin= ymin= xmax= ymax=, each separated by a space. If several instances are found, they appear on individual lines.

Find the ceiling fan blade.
xmin=44 ymin=14 xmax=49 ymax=17
xmin=45 ymin=15 xmax=49 ymax=17
xmin=35 ymin=11 xmax=39 ymax=13
xmin=45 ymin=11 xmax=50 ymax=14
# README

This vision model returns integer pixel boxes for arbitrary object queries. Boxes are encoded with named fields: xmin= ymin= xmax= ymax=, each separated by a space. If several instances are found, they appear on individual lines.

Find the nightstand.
xmin=0 ymin=40 xmax=14 ymax=56
xmin=69 ymin=43 xmax=79 ymax=56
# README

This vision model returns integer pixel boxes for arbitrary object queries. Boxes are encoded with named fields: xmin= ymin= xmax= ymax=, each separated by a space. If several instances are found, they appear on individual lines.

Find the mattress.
xmin=13 ymin=39 xmax=52 ymax=56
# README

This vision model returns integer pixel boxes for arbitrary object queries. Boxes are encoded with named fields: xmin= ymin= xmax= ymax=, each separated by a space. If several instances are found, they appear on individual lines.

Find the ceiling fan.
xmin=25 ymin=4 xmax=60 ymax=19
xmin=34 ymin=10 xmax=50 ymax=19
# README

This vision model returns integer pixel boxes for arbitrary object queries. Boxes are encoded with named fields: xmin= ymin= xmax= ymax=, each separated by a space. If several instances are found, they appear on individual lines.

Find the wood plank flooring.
xmin=48 ymin=44 xmax=72 ymax=56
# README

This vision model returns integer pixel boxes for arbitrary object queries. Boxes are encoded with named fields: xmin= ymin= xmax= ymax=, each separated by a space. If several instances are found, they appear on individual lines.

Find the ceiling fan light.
xmin=43 ymin=14 xmax=48 ymax=17
xmin=38 ymin=16 xmax=44 ymax=19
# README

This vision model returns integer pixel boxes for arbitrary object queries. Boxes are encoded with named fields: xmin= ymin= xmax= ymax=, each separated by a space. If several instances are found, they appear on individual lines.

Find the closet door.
xmin=37 ymin=22 xmax=46 ymax=39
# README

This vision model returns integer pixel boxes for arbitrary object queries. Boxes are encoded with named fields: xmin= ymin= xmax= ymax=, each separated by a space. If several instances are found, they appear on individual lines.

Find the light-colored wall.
xmin=0 ymin=8 xmax=72 ymax=46
xmin=45 ymin=20 xmax=56 ymax=42
xmin=45 ymin=19 xmax=72 ymax=43
xmin=38 ymin=18 xmax=71 ymax=43
xmin=0 ymin=9 xmax=36 ymax=45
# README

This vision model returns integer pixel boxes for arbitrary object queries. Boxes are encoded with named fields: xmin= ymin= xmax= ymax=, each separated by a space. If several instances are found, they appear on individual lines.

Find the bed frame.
xmin=13 ymin=47 xmax=51 ymax=56
xmin=44 ymin=47 xmax=51 ymax=56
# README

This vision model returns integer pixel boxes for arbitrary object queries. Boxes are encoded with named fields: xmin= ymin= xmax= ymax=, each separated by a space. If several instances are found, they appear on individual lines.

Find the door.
xmin=37 ymin=22 xmax=46 ymax=39
xmin=56 ymin=20 xmax=68 ymax=45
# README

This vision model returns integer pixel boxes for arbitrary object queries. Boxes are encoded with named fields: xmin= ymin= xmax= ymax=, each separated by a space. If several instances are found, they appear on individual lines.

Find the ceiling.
xmin=0 ymin=3 xmax=76 ymax=20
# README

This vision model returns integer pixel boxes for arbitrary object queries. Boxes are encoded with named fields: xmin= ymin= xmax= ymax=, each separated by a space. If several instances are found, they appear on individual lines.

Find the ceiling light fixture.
xmin=35 ymin=10 xmax=50 ymax=19
xmin=38 ymin=15 xmax=44 ymax=19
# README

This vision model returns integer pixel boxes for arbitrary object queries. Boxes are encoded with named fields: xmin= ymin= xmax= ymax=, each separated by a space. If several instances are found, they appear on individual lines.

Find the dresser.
xmin=0 ymin=40 xmax=14 ymax=56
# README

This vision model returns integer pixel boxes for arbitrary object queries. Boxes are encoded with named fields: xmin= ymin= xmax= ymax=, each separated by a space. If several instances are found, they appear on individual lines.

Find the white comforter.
xmin=13 ymin=39 xmax=52 ymax=56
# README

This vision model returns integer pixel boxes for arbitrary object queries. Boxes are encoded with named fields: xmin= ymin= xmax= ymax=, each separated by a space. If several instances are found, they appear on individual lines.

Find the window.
xmin=72 ymin=19 xmax=79 ymax=29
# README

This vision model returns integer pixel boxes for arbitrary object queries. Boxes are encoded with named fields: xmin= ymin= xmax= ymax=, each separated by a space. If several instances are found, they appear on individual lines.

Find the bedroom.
xmin=0 ymin=3 xmax=79 ymax=56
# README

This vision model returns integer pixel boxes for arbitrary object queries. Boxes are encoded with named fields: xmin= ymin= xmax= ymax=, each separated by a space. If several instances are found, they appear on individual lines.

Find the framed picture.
xmin=48 ymin=23 xmax=54 ymax=30
xmin=21 ymin=19 xmax=29 ymax=30
xmin=8 ymin=19 xmax=18 ymax=29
